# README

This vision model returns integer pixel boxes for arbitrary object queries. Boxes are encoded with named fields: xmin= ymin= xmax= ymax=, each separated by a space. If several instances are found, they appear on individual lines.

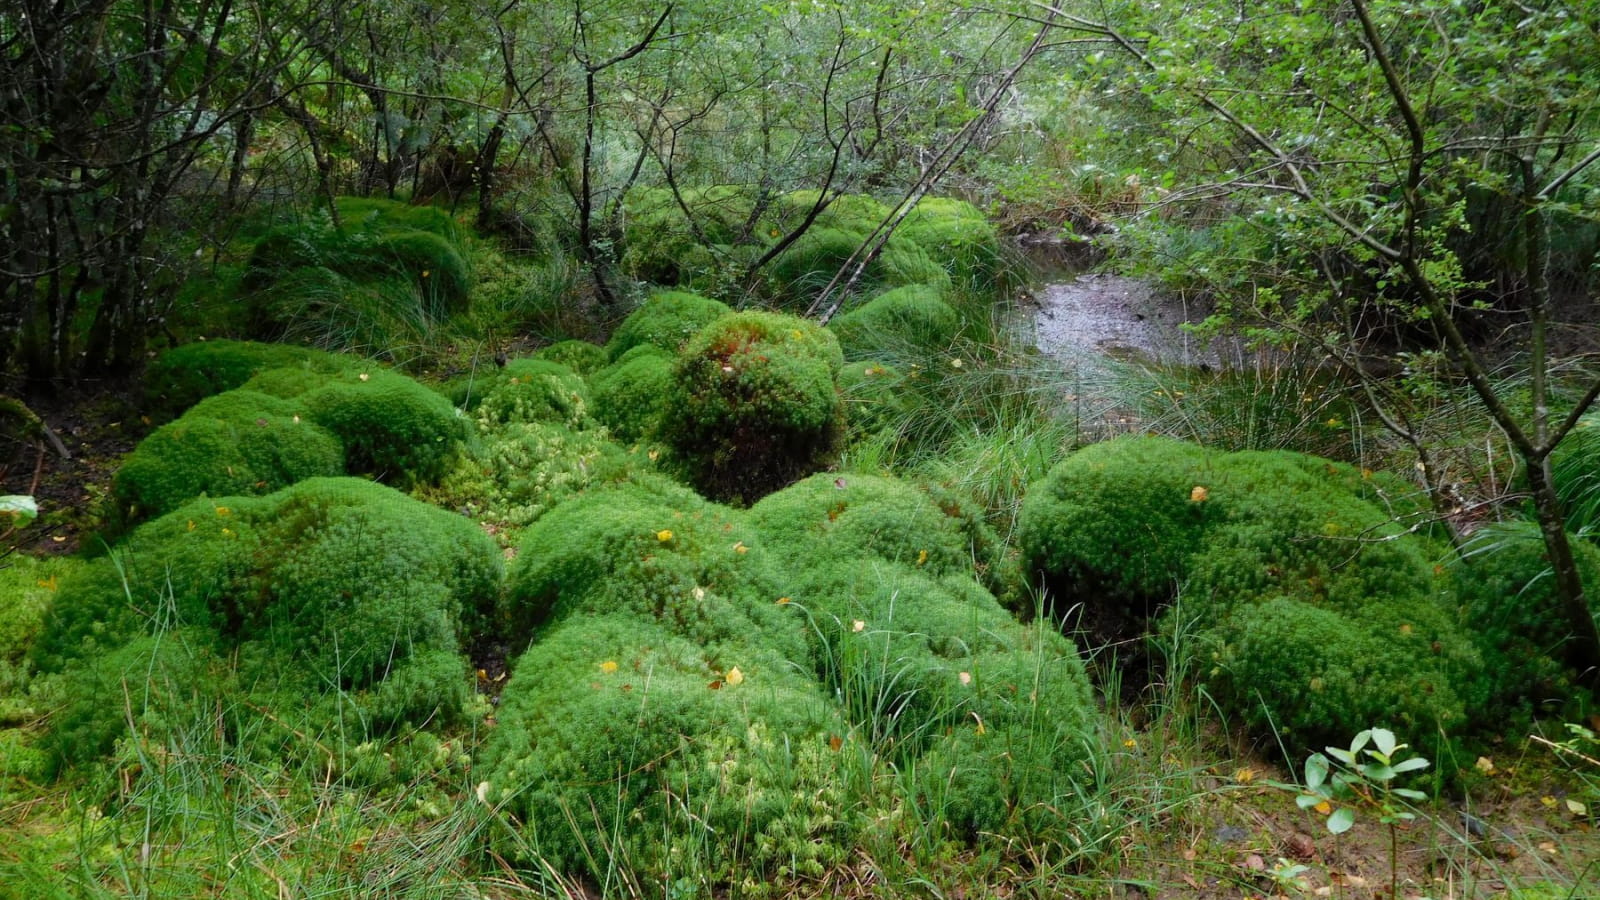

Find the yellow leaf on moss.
xmin=600 ymin=660 xmax=618 ymax=674
xmin=1190 ymin=486 xmax=1209 ymax=503
xmin=852 ymin=620 xmax=866 ymax=632
xmin=656 ymin=530 xmax=673 ymax=542
xmin=726 ymin=666 xmax=744 ymax=686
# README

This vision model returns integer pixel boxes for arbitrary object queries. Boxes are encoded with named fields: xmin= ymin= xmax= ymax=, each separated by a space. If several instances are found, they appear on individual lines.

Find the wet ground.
xmin=1027 ymin=272 xmax=1222 ymax=368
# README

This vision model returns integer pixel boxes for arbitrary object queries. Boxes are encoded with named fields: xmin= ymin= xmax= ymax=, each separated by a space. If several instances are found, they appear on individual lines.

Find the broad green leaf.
xmin=1326 ymin=807 xmax=1355 ymax=834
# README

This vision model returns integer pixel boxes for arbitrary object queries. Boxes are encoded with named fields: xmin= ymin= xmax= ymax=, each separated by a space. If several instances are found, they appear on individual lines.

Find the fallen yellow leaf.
xmin=1190 ymin=485 xmax=1209 ymax=502
xmin=726 ymin=666 xmax=744 ymax=686
xmin=600 ymin=660 xmax=618 ymax=674
xmin=656 ymin=529 xmax=673 ymax=542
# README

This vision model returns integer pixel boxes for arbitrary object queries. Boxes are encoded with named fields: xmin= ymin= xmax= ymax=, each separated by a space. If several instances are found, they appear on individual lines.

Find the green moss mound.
xmin=244 ymin=198 xmax=473 ymax=350
xmin=479 ymin=616 xmax=852 ymax=887
xmin=1204 ymin=597 xmax=1468 ymax=752
xmin=533 ymin=339 xmax=608 ymax=376
xmin=1018 ymin=435 xmax=1215 ymax=620
xmin=605 ymin=290 xmax=732 ymax=360
xmin=828 ymin=284 xmax=961 ymax=358
xmin=661 ymin=311 xmax=845 ymax=504
xmin=470 ymin=358 xmax=590 ymax=429
xmin=504 ymin=479 xmax=806 ymax=665
xmin=1018 ymin=436 xmax=1479 ymax=755
xmin=143 ymin=339 xmax=355 ymax=418
xmin=748 ymin=472 xmax=979 ymax=579
xmin=1551 ymin=411 xmax=1600 ymax=535
xmin=248 ymin=367 xmax=467 ymax=486
xmin=897 ymin=197 xmax=1005 ymax=288
xmin=111 ymin=389 xmax=345 ymax=525
xmin=620 ymin=186 xmax=756 ymax=286
xmin=427 ymin=420 xmax=636 ymax=532
xmin=1451 ymin=521 xmax=1600 ymax=717
xmin=590 ymin=344 xmax=675 ymax=443
xmin=36 ymin=478 xmax=500 ymax=766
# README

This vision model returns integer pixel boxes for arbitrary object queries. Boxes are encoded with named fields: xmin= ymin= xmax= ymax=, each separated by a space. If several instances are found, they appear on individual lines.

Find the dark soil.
xmin=1 ymin=378 xmax=145 ymax=557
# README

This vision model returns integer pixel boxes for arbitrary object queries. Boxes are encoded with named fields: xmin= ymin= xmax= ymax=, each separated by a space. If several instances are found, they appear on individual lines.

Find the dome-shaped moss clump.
xmin=605 ymin=290 xmax=731 ymax=360
xmin=247 ymin=366 xmax=467 ymax=486
xmin=504 ymin=478 xmax=806 ymax=664
xmin=143 ymin=339 xmax=357 ymax=419
xmin=478 ymin=616 xmax=852 ymax=887
xmin=35 ymin=477 xmax=501 ymax=767
xmin=660 ymin=311 xmax=844 ymax=504
xmin=1018 ymin=436 xmax=1481 ymax=757
xmin=111 ymin=389 xmax=345 ymax=527
xmin=1449 ymin=521 xmax=1600 ymax=718
xmin=590 ymin=344 xmax=675 ymax=443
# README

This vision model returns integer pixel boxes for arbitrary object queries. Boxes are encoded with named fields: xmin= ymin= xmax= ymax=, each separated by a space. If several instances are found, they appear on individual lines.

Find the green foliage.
xmin=828 ymin=284 xmax=961 ymax=358
xmin=34 ymin=478 xmax=501 ymax=766
xmin=504 ymin=479 xmax=806 ymax=665
xmin=1019 ymin=437 xmax=1480 ymax=754
xmin=1203 ymin=597 xmax=1468 ymax=754
xmin=660 ymin=311 xmax=845 ymax=503
xmin=0 ymin=555 xmax=75 ymax=726
xmin=534 ymin=339 xmax=608 ymax=376
xmin=604 ymin=290 xmax=731 ymax=361
xmin=1451 ymin=522 xmax=1600 ymax=717
xmin=620 ymin=186 xmax=757 ymax=287
xmin=243 ymin=198 xmax=474 ymax=356
xmin=480 ymin=616 xmax=852 ymax=887
xmin=142 ymin=339 xmax=355 ymax=419
xmin=590 ymin=344 xmax=675 ymax=444
xmin=111 ymin=390 xmax=345 ymax=526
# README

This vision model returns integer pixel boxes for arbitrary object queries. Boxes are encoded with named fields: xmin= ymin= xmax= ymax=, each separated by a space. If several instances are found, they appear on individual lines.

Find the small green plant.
xmin=1279 ymin=728 xmax=1430 ymax=900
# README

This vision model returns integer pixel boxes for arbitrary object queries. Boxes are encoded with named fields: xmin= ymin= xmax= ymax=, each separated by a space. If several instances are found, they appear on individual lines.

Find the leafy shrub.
xmin=503 ymin=479 xmax=806 ymax=665
xmin=480 ymin=616 xmax=853 ymax=888
xmin=111 ymin=390 xmax=345 ymax=525
xmin=590 ymin=344 xmax=675 ymax=443
xmin=250 ymin=367 xmax=467 ymax=486
xmin=605 ymin=290 xmax=731 ymax=361
xmin=34 ymin=477 xmax=501 ymax=763
xmin=1451 ymin=521 xmax=1600 ymax=717
xmin=534 ymin=339 xmax=608 ymax=376
xmin=828 ymin=284 xmax=961 ymax=358
xmin=836 ymin=360 xmax=907 ymax=438
xmin=143 ymin=339 xmax=355 ymax=419
xmin=660 ymin=311 xmax=845 ymax=503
